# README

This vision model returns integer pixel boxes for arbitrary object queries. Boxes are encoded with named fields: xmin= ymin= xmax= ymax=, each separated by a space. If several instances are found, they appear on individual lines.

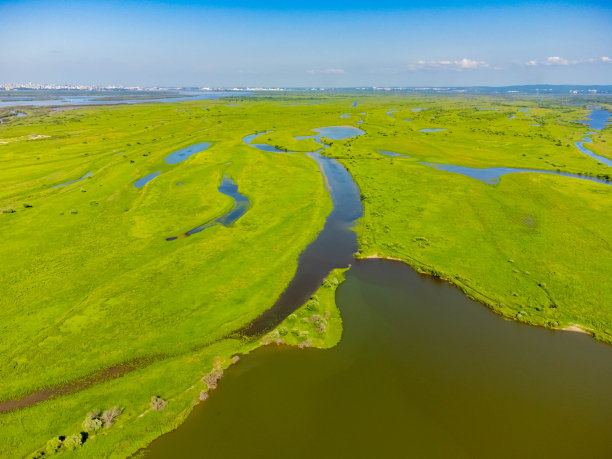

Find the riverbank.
xmin=360 ymin=254 xmax=595 ymax=338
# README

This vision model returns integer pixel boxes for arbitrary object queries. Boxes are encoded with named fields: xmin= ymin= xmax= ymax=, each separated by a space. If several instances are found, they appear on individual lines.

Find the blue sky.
xmin=1 ymin=0 xmax=611 ymax=87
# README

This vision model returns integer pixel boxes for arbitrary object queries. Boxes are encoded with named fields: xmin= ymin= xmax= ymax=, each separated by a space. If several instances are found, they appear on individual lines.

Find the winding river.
xmin=573 ymin=108 xmax=612 ymax=166
xmin=239 ymin=127 xmax=364 ymax=334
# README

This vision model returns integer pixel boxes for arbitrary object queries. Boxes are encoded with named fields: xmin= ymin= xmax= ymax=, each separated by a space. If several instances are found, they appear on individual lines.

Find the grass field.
xmin=1 ymin=93 xmax=611 ymax=456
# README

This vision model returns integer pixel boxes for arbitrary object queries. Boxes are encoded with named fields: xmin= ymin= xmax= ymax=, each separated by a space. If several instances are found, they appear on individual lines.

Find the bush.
xmin=63 ymin=434 xmax=82 ymax=450
xmin=278 ymin=326 xmax=288 ymax=336
xmin=82 ymin=410 xmax=103 ymax=432
xmin=267 ymin=330 xmax=280 ymax=341
xmin=204 ymin=368 xmax=224 ymax=390
xmin=310 ymin=314 xmax=322 ymax=323
xmin=101 ymin=406 xmax=123 ymax=427
xmin=150 ymin=396 xmax=168 ymax=411
xmin=45 ymin=437 xmax=63 ymax=454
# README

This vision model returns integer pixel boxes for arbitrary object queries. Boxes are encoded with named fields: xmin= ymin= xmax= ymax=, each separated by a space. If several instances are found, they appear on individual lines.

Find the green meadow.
xmin=1 ymin=93 xmax=611 ymax=457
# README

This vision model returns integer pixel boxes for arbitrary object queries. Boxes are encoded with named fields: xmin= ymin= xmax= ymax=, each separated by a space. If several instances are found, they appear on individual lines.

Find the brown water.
xmin=144 ymin=259 xmax=612 ymax=458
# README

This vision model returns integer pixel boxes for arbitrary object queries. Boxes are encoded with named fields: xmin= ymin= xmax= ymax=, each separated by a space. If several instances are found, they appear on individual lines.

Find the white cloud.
xmin=602 ymin=56 xmax=612 ymax=63
xmin=306 ymin=68 xmax=345 ymax=74
xmin=546 ymin=56 xmax=570 ymax=66
xmin=407 ymin=58 xmax=489 ymax=71
xmin=526 ymin=56 xmax=600 ymax=67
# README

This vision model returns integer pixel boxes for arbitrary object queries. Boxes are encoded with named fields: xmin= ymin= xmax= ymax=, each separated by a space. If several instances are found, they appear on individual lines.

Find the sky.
xmin=1 ymin=0 xmax=611 ymax=87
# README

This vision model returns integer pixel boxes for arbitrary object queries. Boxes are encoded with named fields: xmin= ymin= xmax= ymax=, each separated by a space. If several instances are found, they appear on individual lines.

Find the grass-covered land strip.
xmin=262 ymin=269 xmax=346 ymax=350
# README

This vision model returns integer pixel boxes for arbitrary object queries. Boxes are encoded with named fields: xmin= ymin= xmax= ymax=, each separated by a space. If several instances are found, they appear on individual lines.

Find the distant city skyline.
xmin=1 ymin=0 xmax=611 ymax=87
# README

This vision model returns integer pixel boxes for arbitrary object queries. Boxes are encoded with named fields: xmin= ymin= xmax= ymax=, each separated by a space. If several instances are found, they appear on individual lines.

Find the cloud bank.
xmin=407 ymin=58 xmax=489 ymax=71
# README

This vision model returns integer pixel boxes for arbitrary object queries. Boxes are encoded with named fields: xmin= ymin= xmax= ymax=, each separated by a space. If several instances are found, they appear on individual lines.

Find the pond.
xmin=165 ymin=142 xmax=211 ymax=165
xmin=133 ymin=171 xmax=161 ymax=188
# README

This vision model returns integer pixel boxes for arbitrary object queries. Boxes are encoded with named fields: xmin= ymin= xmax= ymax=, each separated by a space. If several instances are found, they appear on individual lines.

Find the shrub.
xmin=101 ymin=406 xmax=123 ymax=427
xmin=310 ymin=314 xmax=322 ymax=323
xmin=204 ymin=368 xmax=224 ymax=390
xmin=278 ymin=326 xmax=288 ymax=336
xmin=63 ymin=434 xmax=82 ymax=450
xmin=150 ymin=396 xmax=168 ymax=411
xmin=82 ymin=410 xmax=103 ymax=432
xmin=267 ymin=330 xmax=280 ymax=341
xmin=298 ymin=338 xmax=313 ymax=349
xmin=45 ymin=437 xmax=63 ymax=454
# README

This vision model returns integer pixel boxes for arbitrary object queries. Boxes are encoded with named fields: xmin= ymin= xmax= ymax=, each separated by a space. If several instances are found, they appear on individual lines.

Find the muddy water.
xmin=144 ymin=258 xmax=612 ymax=458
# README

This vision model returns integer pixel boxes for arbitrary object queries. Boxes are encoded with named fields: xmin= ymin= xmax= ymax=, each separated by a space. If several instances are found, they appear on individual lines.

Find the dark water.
xmin=241 ymin=151 xmax=362 ymax=335
xmin=240 ymin=126 xmax=363 ymax=335
xmin=166 ymin=177 xmax=250 ymax=241
xmin=144 ymin=258 xmax=612 ymax=459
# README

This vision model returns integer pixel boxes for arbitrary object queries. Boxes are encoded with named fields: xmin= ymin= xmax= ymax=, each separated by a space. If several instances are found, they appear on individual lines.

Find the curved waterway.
xmin=377 ymin=151 xmax=611 ymax=185
xmin=166 ymin=176 xmax=250 ymax=241
xmin=144 ymin=258 xmax=612 ymax=458
xmin=240 ymin=126 xmax=364 ymax=334
xmin=573 ymin=108 xmax=612 ymax=166
xmin=51 ymin=172 xmax=92 ymax=188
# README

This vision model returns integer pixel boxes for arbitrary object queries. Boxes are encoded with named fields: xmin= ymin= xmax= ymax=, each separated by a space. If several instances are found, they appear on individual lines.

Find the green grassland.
xmin=1 ymin=93 xmax=611 ymax=456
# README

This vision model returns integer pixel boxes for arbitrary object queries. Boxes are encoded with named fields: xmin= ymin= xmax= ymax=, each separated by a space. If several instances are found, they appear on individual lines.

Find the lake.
xmin=144 ymin=258 xmax=612 ymax=458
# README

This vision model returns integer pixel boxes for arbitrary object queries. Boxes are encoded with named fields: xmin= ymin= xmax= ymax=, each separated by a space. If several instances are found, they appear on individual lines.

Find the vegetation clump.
xmin=150 ymin=396 xmax=168 ymax=411
xmin=203 ymin=368 xmax=224 ymax=390
xmin=82 ymin=410 xmax=103 ymax=432
xmin=63 ymin=434 xmax=83 ymax=450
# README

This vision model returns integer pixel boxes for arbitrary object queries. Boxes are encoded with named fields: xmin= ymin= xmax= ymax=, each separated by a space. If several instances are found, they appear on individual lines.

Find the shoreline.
xmin=358 ymin=254 xmax=596 ymax=339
